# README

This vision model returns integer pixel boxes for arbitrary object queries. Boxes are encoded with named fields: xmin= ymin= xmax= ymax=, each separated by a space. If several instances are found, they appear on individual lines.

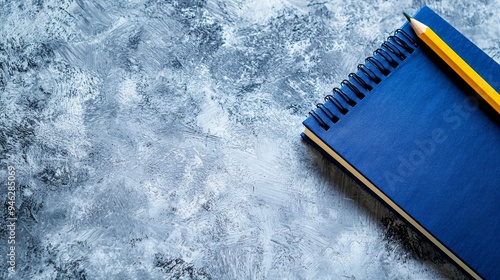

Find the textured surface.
xmin=0 ymin=0 xmax=498 ymax=279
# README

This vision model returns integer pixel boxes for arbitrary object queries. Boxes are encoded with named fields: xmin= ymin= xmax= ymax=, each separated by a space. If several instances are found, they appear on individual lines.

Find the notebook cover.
xmin=302 ymin=6 xmax=500 ymax=279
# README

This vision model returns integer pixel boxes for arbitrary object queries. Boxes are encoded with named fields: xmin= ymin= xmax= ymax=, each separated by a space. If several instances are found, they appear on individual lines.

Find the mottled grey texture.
xmin=1 ymin=0 xmax=498 ymax=279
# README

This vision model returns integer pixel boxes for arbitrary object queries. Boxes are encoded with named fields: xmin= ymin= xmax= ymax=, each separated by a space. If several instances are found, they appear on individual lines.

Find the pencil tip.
xmin=403 ymin=12 xmax=412 ymax=22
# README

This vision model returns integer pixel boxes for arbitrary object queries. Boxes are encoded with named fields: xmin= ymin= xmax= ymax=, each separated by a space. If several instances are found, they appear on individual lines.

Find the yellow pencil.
xmin=404 ymin=12 xmax=500 ymax=115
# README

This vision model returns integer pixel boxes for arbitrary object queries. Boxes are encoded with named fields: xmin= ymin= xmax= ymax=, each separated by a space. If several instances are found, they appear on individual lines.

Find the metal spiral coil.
xmin=307 ymin=29 xmax=417 ymax=130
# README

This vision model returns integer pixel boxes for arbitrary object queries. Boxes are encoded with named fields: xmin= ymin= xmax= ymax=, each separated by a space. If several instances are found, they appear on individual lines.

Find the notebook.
xmin=301 ymin=6 xmax=500 ymax=280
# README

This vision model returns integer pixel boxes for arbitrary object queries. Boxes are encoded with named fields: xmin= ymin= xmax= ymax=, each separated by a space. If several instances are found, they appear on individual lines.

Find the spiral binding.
xmin=308 ymin=29 xmax=418 ymax=131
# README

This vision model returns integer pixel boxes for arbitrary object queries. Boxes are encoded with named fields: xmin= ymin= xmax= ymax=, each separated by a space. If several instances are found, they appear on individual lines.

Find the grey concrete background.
xmin=1 ymin=0 xmax=498 ymax=279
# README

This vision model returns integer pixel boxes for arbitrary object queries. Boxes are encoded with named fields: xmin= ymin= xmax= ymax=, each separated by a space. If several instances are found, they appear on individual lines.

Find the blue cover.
xmin=302 ymin=6 xmax=500 ymax=279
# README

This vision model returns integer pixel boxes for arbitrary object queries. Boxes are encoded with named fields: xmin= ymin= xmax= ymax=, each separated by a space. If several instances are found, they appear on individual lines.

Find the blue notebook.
xmin=302 ymin=6 xmax=500 ymax=279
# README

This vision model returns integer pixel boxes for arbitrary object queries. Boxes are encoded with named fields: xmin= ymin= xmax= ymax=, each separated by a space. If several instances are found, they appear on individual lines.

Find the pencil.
xmin=404 ymin=12 xmax=500 ymax=115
